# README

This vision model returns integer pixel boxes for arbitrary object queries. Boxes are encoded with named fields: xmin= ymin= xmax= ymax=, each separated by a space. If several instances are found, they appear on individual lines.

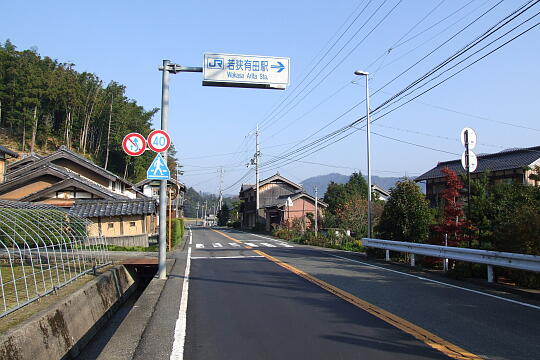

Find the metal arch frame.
xmin=0 ymin=212 xmax=34 ymax=302
xmin=15 ymin=203 xmax=74 ymax=282
xmin=0 ymin=210 xmax=49 ymax=294
xmin=0 ymin=200 xmax=111 ymax=318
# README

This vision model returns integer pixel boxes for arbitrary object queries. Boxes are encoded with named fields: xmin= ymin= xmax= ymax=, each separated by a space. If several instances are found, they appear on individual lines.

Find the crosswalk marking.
xmin=276 ymin=242 xmax=294 ymax=247
xmin=195 ymin=241 xmax=293 ymax=249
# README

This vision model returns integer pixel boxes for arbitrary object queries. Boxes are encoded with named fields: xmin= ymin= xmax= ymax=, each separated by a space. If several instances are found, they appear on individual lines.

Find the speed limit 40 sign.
xmin=147 ymin=130 xmax=171 ymax=153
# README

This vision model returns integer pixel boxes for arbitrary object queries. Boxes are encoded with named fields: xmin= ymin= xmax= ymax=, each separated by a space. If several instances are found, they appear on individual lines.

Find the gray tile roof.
xmin=0 ymin=162 xmax=128 ymax=200
xmin=69 ymin=199 xmax=157 ymax=218
xmin=415 ymin=146 xmax=540 ymax=181
xmin=0 ymin=145 xmax=19 ymax=158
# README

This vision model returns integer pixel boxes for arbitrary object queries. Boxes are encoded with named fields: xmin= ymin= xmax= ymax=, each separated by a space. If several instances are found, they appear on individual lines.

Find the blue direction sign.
xmin=147 ymin=153 xmax=170 ymax=180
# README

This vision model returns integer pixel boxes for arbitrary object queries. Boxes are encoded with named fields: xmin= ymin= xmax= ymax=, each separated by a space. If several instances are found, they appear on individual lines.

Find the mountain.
xmin=301 ymin=173 xmax=425 ymax=197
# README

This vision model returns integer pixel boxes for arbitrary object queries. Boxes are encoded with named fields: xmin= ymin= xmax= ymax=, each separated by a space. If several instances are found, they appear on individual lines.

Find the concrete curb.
xmin=83 ymin=259 xmax=175 ymax=360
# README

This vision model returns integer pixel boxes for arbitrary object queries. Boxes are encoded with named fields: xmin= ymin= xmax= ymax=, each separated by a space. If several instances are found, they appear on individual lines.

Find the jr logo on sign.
xmin=207 ymin=58 xmax=224 ymax=69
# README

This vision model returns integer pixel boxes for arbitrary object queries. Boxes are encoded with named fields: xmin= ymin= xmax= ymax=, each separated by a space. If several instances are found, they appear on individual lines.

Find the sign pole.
xmin=158 ymin=59 xmax=170 ymax=280
xmin=465 ymin=130 xmax=471 ymax=222
xmin=314 ymin=186 xmax=318 ymax=236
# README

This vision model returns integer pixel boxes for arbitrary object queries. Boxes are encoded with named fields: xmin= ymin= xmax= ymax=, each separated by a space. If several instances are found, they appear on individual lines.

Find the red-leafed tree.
xmin=434 ymin=167 xmax=474 ymax=247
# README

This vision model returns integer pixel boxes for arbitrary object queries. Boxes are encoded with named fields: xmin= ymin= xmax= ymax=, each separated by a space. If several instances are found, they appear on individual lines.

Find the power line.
xmin=261 ymin=0 xmax=400 ymax=132
xmin=258 ymin=0 xmax=506 ymax=167
xmin=259 ymin=0 xmax=375 ymax=129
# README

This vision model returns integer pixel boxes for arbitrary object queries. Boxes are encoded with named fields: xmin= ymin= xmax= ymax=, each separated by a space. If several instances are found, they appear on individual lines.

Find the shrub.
xmin=170 ymin=218 xmax=184 ymax=248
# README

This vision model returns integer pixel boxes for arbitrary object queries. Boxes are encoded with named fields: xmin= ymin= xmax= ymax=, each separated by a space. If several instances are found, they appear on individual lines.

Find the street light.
xmin=354 ymin=69 xmax=372 ymax=239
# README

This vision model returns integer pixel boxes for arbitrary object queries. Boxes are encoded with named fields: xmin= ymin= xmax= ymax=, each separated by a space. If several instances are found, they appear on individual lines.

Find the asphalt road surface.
xmin=138 ymin=227 xmax=540 ymax=360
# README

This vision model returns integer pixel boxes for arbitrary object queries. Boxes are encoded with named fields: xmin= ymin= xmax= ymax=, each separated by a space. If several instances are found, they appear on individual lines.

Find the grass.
xmin=102 ymin=244 xmax=159 ymax=252
xmin=0 ymin=261 xmax=94 ymax=315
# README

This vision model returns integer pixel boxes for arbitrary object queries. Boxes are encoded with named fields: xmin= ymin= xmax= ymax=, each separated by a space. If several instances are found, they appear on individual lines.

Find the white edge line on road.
xmin=170 ymin=246 xmax=191 ymax=360
xmin=191 ymin=255 xmax=265 ymax=260
xmin=328 ymin=253 xmax=540 ymax=311
xmin=241 ymin=229 xmax=539 ymax=311
xmin=189 ymin=228 xmax=192 ymax=245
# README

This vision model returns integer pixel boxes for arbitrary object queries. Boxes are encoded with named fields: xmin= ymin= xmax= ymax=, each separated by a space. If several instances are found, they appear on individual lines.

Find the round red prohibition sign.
xmin=122 ymin=133 xmax=147 ymax=156
xmin=147 ymin=129 xmax=171 ymax=153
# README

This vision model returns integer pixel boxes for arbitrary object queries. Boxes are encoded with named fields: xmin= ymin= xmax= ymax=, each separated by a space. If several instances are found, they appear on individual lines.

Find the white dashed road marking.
xmin=261 ymin=242 xmax=276 ymax=247
xmin=212 ymin=243 xmax=223 ymax=248
xmin=245 ymin=243 xmax=259 ymax=247
xmin=195 ymin=244 xmax=204 ymax=249
xmin=229 ymin=243 xmax=241 ymax=247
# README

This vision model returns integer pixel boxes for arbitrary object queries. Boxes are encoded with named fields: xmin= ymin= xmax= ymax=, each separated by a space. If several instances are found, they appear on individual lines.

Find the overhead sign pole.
xmin=156 ymin=54 xmax=289 ymax=279
xmin=158 ymin=60 xmax=170 ymax=280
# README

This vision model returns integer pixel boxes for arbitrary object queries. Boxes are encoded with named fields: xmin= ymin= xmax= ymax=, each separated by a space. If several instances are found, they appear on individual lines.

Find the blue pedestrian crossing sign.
xmin=147 ymin=153 xmax=170 ymax=180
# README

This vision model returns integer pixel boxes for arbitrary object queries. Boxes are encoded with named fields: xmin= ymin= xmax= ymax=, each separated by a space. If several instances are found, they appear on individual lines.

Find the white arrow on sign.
xmin=461 ymin=150 xmax=478 ymax=173
xmin=460 ymin=127 xmax=477 ymax=149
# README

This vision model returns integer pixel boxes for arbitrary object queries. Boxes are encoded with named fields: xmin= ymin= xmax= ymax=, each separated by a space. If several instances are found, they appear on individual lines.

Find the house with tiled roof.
xmin=415 ymin=146 xmax=540 ymax=205
xmin=0 ymin=146 xmax=140 ymax=206
xmin=135 ymin=177 xmax=186 ymax=218
xmin=69 ymin=198 xmax=157 ymax=246
xmin=239 ymin=173 xmax=327 ymax=230
xmin=0 ymin=145 xmax=19 ymax=183
xmin=0 ymin=145 xmax=158 ymax=246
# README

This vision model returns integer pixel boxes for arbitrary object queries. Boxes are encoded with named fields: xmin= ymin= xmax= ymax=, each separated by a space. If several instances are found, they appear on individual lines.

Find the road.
xmin=138 ymin=227 xmax=540 ymax=360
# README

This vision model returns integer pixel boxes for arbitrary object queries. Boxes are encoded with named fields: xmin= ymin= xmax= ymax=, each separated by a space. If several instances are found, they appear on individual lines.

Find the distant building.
xmin=372 ymin=184 xmax=390 ymax=201
xmin=135 ymin=178 xmax=186 ymax=218
xmin=415 ymin=146 xmax=540 ymax=205
xmin=239 ymin=173 xmax=327 ymax=231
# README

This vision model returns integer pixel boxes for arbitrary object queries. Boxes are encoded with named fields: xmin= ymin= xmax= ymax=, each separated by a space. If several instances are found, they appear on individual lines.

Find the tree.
xmin=376 ymin=179 xmax=432 ymax=243
xmin=217 ymin=203 xmax=230 ymax=226
xmin=433 ymin=167 xmax=473 ymax=247
xmin=468 ymin=173 xmax=493 ymax=248
xmin=324 ymin=172 xmax=368 ymax=215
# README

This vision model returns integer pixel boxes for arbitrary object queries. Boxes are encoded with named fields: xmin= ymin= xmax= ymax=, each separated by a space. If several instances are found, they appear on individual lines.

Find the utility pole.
xmin=314 ymin=186 xmax=318 ymax=236
xmin=354 ymin=69 xmax=372 ymax=238
xmin=196 ymin=201 xmax=200 ymax=226
xmin=255 ymin=124 xmax=260 ymax=225
xmin=204 ymin=200 xmax=208 ymax=226
xmin=218 ymin=167 xmax=224 ymax=212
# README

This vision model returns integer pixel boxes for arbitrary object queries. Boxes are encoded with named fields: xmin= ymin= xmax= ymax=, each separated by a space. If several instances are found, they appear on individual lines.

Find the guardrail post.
xmin=443 ymin=258 xmax=448 ymax=272
xmin=487 ymin=265 xmax=494 ymax=283
xmin=410 ymin=253 xmax=415 ymax=267
xmin=385 ymin=250 xmax=390 ymax=261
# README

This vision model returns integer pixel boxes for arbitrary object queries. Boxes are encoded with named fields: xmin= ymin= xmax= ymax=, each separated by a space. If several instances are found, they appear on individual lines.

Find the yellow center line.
xmin=212 ymin=229 xmax=252 ymax=249
xmin=211 ymin=228 xmax=482 ymax=360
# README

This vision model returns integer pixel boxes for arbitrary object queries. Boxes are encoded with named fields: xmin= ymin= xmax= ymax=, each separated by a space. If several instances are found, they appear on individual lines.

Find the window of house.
xmin=108 ymin=223 xmax=114 ymax=229
xmin=130 ymin=221 xmax=136 ymax=227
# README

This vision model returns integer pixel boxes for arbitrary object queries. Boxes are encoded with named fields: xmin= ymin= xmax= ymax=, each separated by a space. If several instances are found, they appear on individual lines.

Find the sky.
xmin=2 ymin=0 xmax=539 ymax=195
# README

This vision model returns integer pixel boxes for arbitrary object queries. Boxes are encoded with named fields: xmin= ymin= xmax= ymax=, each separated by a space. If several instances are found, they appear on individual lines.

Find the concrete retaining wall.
xmin=0 ymin=265 xmax=136 ymax=360
xmin=104 ymin=234 xmax=149 ymax=247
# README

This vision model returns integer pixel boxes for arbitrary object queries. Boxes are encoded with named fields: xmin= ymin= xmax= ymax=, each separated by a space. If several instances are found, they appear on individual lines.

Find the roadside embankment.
xmin=0 ymin=265 xmax=137 ymax=360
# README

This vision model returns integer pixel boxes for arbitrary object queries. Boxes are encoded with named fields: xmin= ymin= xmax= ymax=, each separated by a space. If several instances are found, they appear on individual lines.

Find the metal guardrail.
xmin=361 ymin=238 xmax=540 ymax=282
xmin=0 ymin=200 xmax=110 ymax=318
